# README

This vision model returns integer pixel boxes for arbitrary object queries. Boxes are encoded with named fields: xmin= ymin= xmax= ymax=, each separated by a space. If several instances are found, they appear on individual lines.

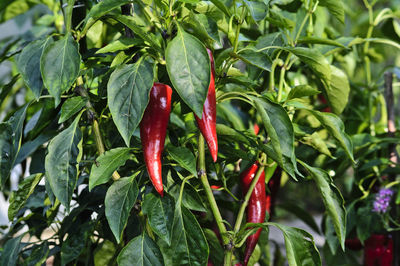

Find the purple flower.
xmin=372 ymin=188 xmax=394 ymax=214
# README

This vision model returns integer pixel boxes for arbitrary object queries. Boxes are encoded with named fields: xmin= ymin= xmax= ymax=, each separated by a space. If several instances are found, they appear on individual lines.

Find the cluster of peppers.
xmin=139 ymin=48 xmax=217 ymax=196
xmin=139 ymin=48 xmax=279 ymax=264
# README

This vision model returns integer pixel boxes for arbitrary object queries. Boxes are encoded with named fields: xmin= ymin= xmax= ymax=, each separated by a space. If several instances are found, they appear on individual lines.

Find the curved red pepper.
xmin=240 ymin=162 xmax=266 ymax=266
xmin=195 ymin=48 xmax=218 ymax=162
xmin=364 ymin=234 xmax=393 ymax=266
xmin=140 ymin=83 xmax=172 ymax=197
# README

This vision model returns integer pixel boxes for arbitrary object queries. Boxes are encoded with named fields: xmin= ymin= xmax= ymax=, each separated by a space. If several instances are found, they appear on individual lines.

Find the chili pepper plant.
xmin=0 ymin=0 xmax=399 ymax=265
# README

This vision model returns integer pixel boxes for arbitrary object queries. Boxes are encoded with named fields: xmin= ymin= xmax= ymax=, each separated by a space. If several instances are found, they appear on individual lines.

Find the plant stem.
xmin=197 ymin=134 xmax=230 ymax=246
xmin=75 ymin=76 xmax=120 ymax=180
xmin=363 ymin=2 xmax=374 ymax=85
xmin=277 ymin=55 xmax=291 ymax=102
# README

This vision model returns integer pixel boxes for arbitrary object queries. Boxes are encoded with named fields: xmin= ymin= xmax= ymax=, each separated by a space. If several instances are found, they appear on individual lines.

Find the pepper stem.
xmin=197 ymin=134 xmax=230 ymax=247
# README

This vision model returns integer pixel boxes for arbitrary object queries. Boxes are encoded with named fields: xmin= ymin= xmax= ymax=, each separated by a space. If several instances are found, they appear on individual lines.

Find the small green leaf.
xmin=23 ymin=242 xmax=49 ymax=266
xmin=287 ymin=85 xmax=320 ymax=100
xmin=297 ymin=37 xmax=346 ymax=48
xmin=301 ymin=132 xmax=334 ymax=158
xmin=168 ymin=146 xmax=197 ymax=176
xmin=0 ymin=235 xmax=23 ymax=266
xmin=96 ymin=37 xmax=143 ymax=54
xmin=117 ymin=234 xmax=164 ymax=266
xmin=169 ymin=180 xmax=206 ymax=212
xmin=268 ymin=223 xmax=321 ymax=266
xmin=208 ymin=0 xmax=231 ymax=17
xmin=82 ymin=0 xmax=133 ymax=32
xmin=285 ymin=47 xmax=331 ymax=90
xmin=142 ymin=192 xmax=175 ymax=245
xmin=308 ymin=110 xmax=354 ymax=163
xmin=166 ymin=25 xmax=210 ymax=117
xmin=89 ymin=147 xmax=131 ymax=191
xmin=61 ymin=222 xmax=93 ymax=265
xmin=107 ymin=57 xmax=155 ymax=146
xmin=216 ymin=124 xmax=250 ymax=145
xmin=17 ymin=38 xmax=52 ymax=99
xmin=299 ymin=162 xmax=346 ymax=250
xmin=252 ymin=96 xmax=296 ymax=169
xmin=105 ymin=176 xmax=138 ymax=243
xmin=0 ymin=75 xmax=20 ymax=105
xmin=158 ymin=203 xmax=209 ymax=266
xmin=236 ymin=49 xmax=272 ymax=71
xmin=243 ymin=0 xmax=268 ymax=21
xmin=45 ymin=112 xmax=83 ymax=211
xmin=0 ymin=103 xmax=29 ymax=188
xmin=319 ymin=0 xmax=344 ymax=23
xmin=59 ymin=96 xmax=87 ymax=123
xmin=204 ymin=229 xmax=224 ymax=266
xmin=8 ymin=173 xmax=43 ymax=220
xmin=40 ymin=33 xmax=81 ymax=106
xmin=0 ymin=123 xmax=15 ymax=189
xmin=324 ymin=65 xmax=350 ymax=114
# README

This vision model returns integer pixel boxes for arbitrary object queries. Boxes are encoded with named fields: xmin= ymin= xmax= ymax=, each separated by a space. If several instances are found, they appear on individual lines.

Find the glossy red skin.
xmin=140 ymin=83 xmax=172 ymax=197
xmin=240 ymin=163 xmax=266 ymax=266
xmin=345 ymin=237 xmax=363 ymax=250
xmin=364 ymin=234 xmax=393 ymax=266
xmin=195 ymin=49 xmax=218 ymax=162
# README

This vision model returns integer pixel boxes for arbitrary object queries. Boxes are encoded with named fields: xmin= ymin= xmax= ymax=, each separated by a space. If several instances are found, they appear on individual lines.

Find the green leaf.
xmin=23 ymin=242 xmax=49 ymax=266
xmin=277 ymin=203 xmax=320 ymax=234
xmin=89 ymin=147 xmax=131 ymax=190
xmin=169 ymin=180 xmax=206 ymax=212
xmin=319 ymin=0 xmax=344 ymax=23
xmin=0 ymin=123 xmax=15 ymax=189
xmin=0 ymin=104 xmax=29 ymax=188
xmin=59 ymin=96 xmax=87 ymax=123
xmin=107 ymin=57 xmax=155 ymax=146
xmin=45 ymin=113 xmax=83 ymax=211
xmin=8 ymin=173 xmax=43 ymax=220
xmin=194 ymin=13 xmax=219 ymax=43
xmin=216 ymin=124 xmax=250 ymax=145
xmin=324 ymin=65 xmax=350 ymax=114
xmin=94 ymin=240 xmax=116 ymax=266
xmin=40 ymin=33 xmax=81 ymax=106
xmin=0 ymin=235 xmax=23 ymax=266
xmin=105 ymin=176 xmax=138 ymax=243
xmin=285 ymin=47 xmax=331 ymax=89
xmin=17 ymin=38 xmax=52 ymax=99
xmin=204 ymin=229 xmax=224 ymax=266
xmin=166 ymin=25 xmax=211 ymax=117
xmin=255 ymin=32 xmax=286 ymax=56
xmin=297 ymin=37 xmax=346 ymax=48
xmin=252 ymin=96 xmax=296 ymax=170
xmin=209 ymin=0 xmax=231 ymax=17
xmin=268 ymin=223 xmax=321 ymax=266
xmin=118 ymin=233 xmax=164 ymax=266
xmin=158 ymin=203 xmax=209 ymax=266
xmin=142 ymin=192 xmax=175 ymax=245
xmin=287 ymin=85 xmax=320 ymax=100
xmin=301 ymin=132 xmax=334 ymax=158
xmin=96 ymin=37 xmax=143 ymax=54
xmin=236 ymin=49 xmax=272 ymax=71
xmin=243 ymin=0 xmax=268 ymax=21
xmin=82 ymin=0 xmax=133 ymax=31
xmin=308 ymin=110 xmax=355 ymax=163
xmin=61 ymin=222 xmax=93 ymax=265
xmin=167 ymin=146 xmax=197 ymax=176
xmin=299 ymin=162 xmax=346 ymax=250
xmin=111 ymin=15 xmax=162 ymax=52
xmin=0 ymin=75 xmax=20 ymax=105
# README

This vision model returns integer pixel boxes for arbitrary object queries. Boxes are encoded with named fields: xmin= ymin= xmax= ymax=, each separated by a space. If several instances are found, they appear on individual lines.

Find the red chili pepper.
xmin=140 ymin=83 xmax=172 ymax=197
xmin=195 ymin=48 xmax=218 ymax=162
xmin=345 ymin=237 xmax=363 ymax=251
xmin=364 ymin=234 xmax=393 ymax=266
xmin=240 ymin=162 xmax=266 ymax=266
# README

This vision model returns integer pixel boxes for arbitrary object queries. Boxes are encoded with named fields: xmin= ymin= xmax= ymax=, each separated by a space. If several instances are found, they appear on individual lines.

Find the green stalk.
xmin=233 ymin=164 xmax=265 ymax=233
xmin=198 ymin=134 xmax=229 ymax=246
xmin=76 ymin=77 xmax=120 ymax=180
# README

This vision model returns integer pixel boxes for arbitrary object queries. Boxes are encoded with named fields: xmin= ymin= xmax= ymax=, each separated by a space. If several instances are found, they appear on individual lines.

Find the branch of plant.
xmin=197 ymin=134 xmax=230 ymax=248
xmin=75 ymin=77 xmax=120 ymax=180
